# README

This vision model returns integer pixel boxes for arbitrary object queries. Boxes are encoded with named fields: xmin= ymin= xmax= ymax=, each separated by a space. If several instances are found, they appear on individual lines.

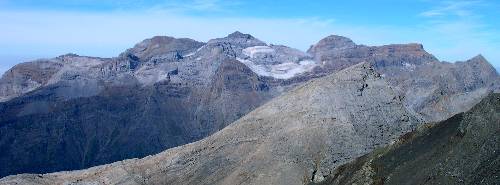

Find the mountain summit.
xmin=120 ymin=36 xmax=204 ymax=62
xmin=227 ymin=31 xmax=255 ymax=39
xmin=308 ymin=35 xmax=356 ymax=52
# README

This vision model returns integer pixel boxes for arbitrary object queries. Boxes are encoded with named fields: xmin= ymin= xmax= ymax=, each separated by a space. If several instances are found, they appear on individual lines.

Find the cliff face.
xmin=0 ymin=32 xmax=498 ymax=178
xmin=314 ymin=93 xmax=499 ymax=185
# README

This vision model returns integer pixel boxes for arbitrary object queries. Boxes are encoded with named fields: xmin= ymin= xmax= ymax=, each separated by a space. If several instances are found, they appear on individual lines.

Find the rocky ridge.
xmin=0 ymin=63 xmax=423 ymax=185
xmin=313 ymin=93 xmax=499 ymax=185
xmin=307 ymin=35 xmax=499 ymax=122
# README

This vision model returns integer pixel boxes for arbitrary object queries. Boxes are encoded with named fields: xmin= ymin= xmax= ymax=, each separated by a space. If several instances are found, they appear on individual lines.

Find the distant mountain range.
xmin=0 ymin=31 xmax=498 ymax=182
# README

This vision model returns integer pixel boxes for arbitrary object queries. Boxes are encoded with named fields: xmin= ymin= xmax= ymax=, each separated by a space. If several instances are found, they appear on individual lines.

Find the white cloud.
xmin=144 ymin=0 xmax=242 ymax=14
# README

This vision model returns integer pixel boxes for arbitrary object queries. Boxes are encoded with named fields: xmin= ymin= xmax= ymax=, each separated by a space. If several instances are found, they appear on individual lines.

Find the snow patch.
xmin=237 ymin=58 xmax=317 ymax=79
xmin=243 ymin=46 xmax=275 ymax=58
xmin=403 ymin=62 xmax=416 ymax=71
xmin=183 ymin=52 xmax=196 ymax=58
xmin=183 ymin=45 xmax=206 ymax=58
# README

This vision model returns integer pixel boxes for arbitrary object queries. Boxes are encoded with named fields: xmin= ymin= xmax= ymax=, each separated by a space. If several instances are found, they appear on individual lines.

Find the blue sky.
xmin=0 ymin=0 xmax=499 ymax=75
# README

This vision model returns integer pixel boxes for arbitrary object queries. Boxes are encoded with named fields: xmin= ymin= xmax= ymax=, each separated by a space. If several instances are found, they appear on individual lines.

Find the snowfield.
xmin=242 ymin=46 xmax=275 ymax=58
xmin=237 ymin=46 xmax=317 ymax=79
xmin=237 ymin=58 xmax=317 ymax=79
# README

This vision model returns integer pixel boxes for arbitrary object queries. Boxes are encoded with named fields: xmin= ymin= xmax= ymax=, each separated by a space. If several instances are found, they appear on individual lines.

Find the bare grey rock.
xmin=120 ymin=36 xmax=205 ymax=62
xmin=314 ymin=93 xmax=500 ymax=185
xmin=0 ymin=63 xmax=422 ymax=185
xmin=307 ymin=35 xmax=499 ymax=122
xmin=307 ymin=35 xmax=357 ymax=60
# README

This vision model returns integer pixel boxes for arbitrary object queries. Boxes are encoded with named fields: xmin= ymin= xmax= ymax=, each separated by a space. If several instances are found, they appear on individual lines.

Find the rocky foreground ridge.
xmin=313 ymin=93 xmax=499 ymax=185
xmin=0 ymin=32 xmax=498 ymax=178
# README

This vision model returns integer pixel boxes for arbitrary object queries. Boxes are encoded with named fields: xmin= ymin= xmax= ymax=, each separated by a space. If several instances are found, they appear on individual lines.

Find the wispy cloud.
xmin=143 ymin=0 xmax=242 ymax=14
xmin=0 ymin=0 xmax=242 ymax=13
xmin=419 ymin=0 xmax=483 ymax=18
xmin=188 ymin=0 xmax=235 ymax=11
xmin=415 ymin=0 xmax=499 ymax=69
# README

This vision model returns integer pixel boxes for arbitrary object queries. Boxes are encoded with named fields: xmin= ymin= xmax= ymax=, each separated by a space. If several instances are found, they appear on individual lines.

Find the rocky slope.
xmin=0 ymin=63 xmax=424 ymax=185
xmin=0 ymin=32 xmax=498 ymax=178
xmin=313 ymin=93 xmax=499 ymax=185
xmin=307 ymin=35 xmax=499 ymax=122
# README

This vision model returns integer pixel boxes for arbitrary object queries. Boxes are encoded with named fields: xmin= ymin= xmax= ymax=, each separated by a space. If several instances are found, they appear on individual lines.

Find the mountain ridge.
xmin=312 ymin=92 xmax=499 ymax=185
xmin=0 ymin=31 xmax=498 ymax=178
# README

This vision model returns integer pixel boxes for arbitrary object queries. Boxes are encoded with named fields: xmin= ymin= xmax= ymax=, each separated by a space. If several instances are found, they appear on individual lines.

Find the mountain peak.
xmin=58 ymin=53 xmax=80 ymax=58
xmin=227 ymin=31 xmax=254 ymax=39
xmin=120 ymin=36 xmax=204 ymax=62
xmin=206 ymin=31 xmax=266 ymax=48
xmin=470 ymin=54 xmax=487 ymax=62
xmin=462 ymin=54 xmax=494 ymax=68
xmin=319 ymin=35 xmax=356 ymax=48
xmin=333 ymin=62 xmax=381 ymax=82
xmin=307 ymin=35 xmax=356 ymax=55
